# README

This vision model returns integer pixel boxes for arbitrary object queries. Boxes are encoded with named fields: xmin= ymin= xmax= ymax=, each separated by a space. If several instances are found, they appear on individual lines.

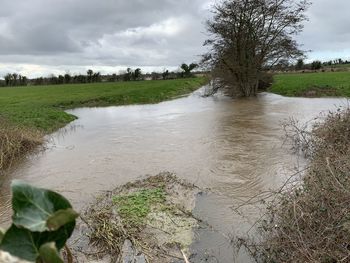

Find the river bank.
xmin=270 ymin=71 xmax=350 ymax=97
xmin=0 ymin=78 xmax=207 ymax=173
xmin=2 ymin=72 xmax=349 ymax=173
xmin=249 ymin=107 xmax=350 ymax=262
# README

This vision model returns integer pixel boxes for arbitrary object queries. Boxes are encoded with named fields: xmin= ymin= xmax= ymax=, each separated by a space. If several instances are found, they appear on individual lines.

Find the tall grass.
xmin=0 ymin=119 xmax=42 ymax=171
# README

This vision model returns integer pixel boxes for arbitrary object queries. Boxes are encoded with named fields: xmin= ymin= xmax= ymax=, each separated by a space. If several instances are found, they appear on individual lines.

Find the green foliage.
xmin=181 ymin=63 xmax=198 ymax=77
xmin=311 ymin=60 xmax=322 ymax=70
xmin=295 ymin=59 xmax=304 ymax=70
xmin=112 ymin=188 xmax=166 ymax=227
xmin=270 ymin=72 xmax=350 ymax=97
xmin=0 ymin=78 xmax=207 ymax=133
xmin=39 ymin=242 xmax=64 ymax=263
xmin=11 ymin=181 xmax=78 ymax=232
xmin=0 ymin=181 xmax=78 ymax=262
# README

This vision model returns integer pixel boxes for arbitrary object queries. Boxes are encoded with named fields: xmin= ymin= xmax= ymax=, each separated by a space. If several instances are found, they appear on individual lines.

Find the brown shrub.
xmin=0 ymin=119 xmax=43 ymax=172
xmin=252 ymin=108 xmax=350 ymax=262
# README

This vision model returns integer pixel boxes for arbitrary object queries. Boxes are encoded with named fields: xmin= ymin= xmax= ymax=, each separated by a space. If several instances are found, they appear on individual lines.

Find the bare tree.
xmin=92 ymin=72 xmax=101 ymax=82
xmin=64 ymin=73 xmax=71 ymax=84
xmin=4 ymin=73 xmax=12 ymax=86
xmin=203 ymin=0 xmax=310 ymax=97
xmin=133 ymin=68 xmax=142 ymax=80
xmin=162 ymin=70 xmax=169 ymax=80
xmin=12 ymin=73 xmax=18 ymax=86
xmin=123 ymin=68 xmax=132 ymax=81
xmin=87 ymin=69 xmax=93 ymax=83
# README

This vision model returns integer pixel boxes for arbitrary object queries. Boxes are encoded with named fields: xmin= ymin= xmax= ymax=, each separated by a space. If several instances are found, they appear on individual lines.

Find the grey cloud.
xmin=0 ymin=0 xmax=212 ymax=76
xmin=298 ymin=0 xmax=350 ymax=59
xmin=0 ymin=0 xmax=348 ymax=77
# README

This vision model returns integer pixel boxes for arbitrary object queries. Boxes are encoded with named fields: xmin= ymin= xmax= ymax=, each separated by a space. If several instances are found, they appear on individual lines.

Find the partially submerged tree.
xmin=203 ymin=0 xmax=310 ymax=97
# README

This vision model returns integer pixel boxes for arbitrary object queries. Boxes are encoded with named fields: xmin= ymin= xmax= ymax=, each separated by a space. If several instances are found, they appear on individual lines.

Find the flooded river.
xmin=0 ymin=87 xmax=346 ymax=262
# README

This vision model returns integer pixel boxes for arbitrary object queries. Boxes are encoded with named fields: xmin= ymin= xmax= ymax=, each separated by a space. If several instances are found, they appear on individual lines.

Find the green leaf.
xmin=11 ymin=180 xmax=76 ymax=232
xmin=0 ymin=225 xmax=40 ymax=261
xmin=0 ymin=223 xmax=75 ymax=262
xmin=39 ymin=242 xmax=64 ymax=263
xmin=0 ymin=181 xmax=77 ymax=262
xmin=47 ymin=208 xmax=79 ymax=231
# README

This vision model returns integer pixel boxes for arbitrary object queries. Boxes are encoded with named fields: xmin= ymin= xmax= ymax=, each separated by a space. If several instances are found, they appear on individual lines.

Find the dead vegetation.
xmin=246 ymin=107 xmax=350 ymax=262
xmin=0 ymin=118 xmax=43 ymax=173
xmin=75 ymin=173 xmax=201 ymax=263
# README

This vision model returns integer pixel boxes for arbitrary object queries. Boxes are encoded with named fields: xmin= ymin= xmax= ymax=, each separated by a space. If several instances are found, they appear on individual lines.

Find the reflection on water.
xmin=0 ymin=87 xmax=346 ymax=261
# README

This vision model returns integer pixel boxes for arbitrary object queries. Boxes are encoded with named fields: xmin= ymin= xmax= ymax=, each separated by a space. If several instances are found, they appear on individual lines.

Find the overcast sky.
xmin=0 ymin=0 xmax=349 ymax=78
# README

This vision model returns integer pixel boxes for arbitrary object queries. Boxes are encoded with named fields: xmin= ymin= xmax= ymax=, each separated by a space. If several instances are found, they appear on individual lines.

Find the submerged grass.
xmin=0 ymin=78 xmax=207 ymax=172
xmin=270 ymin=71 xmax=350 ymax=97
xmin=112 ymin=188 xmax=166 ymax=228
xmin=251 ymin=108 xmax=350 ymax=262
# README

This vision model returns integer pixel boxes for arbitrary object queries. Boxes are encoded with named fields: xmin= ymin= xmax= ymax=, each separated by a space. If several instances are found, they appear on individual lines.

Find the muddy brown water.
xmin=0 ymin=87 xmax=347 ymax=262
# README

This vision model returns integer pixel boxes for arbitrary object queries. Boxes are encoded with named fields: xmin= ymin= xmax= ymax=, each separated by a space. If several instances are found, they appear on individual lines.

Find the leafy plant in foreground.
xmin=0 ymin=181 xmax=78 ymax=262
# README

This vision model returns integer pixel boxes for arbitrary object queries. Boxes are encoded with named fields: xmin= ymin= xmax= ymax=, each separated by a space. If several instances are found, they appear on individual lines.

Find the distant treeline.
xmin=0 ymin=63 xmax=200 ymax=87
xmin=272 ymin=57 xmax=350 ymax=72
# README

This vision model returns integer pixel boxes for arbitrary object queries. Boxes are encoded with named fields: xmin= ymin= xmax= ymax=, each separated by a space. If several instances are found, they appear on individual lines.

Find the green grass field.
xmin=0 ymin=78 xmax=207 ymax=132
xmin=270 ymin=71 xmax=350 ymax=97
xmin=326 ymin=63 xmax=350 ymax=68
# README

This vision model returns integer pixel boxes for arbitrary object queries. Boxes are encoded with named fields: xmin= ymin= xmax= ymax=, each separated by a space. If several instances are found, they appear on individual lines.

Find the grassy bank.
xmin=0 ymin=78 xmax=207 ymax=132
xmin=254 ymin=109 xmax=350 ymax=262
xmin=0 ymin=78 xmax=207 ymax=170
xmin=270 ymin=71 xmax=350 ymax=97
